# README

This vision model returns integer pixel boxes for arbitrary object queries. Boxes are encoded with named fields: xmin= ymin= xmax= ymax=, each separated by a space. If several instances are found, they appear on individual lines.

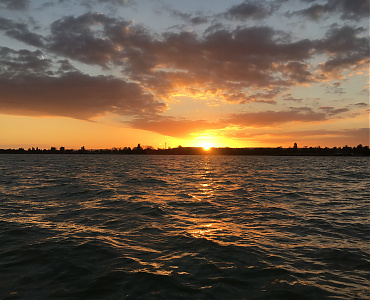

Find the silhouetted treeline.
xmin=0 ymin=145 xmax=145 ymax=155
xmin=1 ymin=144 xmax=369 ymax=156
xmin=146 ymin=145 xmax=369 ymax=156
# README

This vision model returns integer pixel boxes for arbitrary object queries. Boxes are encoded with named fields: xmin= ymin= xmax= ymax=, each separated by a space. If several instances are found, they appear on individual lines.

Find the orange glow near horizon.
xmin=193 ymin=134 xmax=219 ymax=149
xmin=0 ymin=114 xmax=368 ymax=150
xmin=190 ymin=132 xmax=255 ymax=149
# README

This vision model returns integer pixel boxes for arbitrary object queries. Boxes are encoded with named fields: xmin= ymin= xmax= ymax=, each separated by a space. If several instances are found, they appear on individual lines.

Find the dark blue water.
xmin=0 ymin=155 xmax=369 ymax=299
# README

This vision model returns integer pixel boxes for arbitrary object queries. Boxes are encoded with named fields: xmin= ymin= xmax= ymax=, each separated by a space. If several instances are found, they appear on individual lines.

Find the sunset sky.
xmin=0 ymin=0 xmax=369 ymax=149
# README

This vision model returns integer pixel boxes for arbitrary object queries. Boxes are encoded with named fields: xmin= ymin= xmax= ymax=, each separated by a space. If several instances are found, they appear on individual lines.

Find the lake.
xmin=0 ymin=155 xmax=369 ymax=299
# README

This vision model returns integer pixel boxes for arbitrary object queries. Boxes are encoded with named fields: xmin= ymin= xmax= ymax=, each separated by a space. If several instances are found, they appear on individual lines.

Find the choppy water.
xmin=0 ymin=154 xmax=369 ymax=299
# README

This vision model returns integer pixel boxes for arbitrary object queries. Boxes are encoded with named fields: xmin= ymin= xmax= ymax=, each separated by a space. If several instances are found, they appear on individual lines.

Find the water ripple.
xmin=0 ymin=155 xmax=369 ymax=299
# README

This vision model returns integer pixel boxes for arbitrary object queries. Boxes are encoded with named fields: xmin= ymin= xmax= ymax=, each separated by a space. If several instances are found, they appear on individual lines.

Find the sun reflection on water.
xmin=188 ymin=223 xmax=222 ymax=238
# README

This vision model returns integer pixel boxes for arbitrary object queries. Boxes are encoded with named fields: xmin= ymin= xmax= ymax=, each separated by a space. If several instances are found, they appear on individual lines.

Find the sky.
xmin=0 ymin=0 xmax=369 ymax=149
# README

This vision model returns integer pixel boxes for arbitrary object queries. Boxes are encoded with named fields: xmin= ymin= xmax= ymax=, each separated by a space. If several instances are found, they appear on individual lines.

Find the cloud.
xmin=279 ymin=61 xmax=316 ymax=83
xmin=327 ymin=0 xmax=369 ymax=20
xmin=56 ymin=59 xmax=78 ymax=74
xmin=0 ymin=47 xmax=165 ymax=119
xmin=354 ymin=102 xmax=369 ymax=107
xmin=225 ymin=2 xmax=273 ymax=20
xmin=290 ymin=0 xmax=370 ymax=20
xmin=46 ymin=12 xmax=155 ymax=71
xmin=282 ymin=94 xmax=303 ymax=102
xmin=40 ymin=14 xmax=320 ymax=102
xmin=1 ymin=12 xmax=366 ymax=105
xmin=0 ymin=17 xmax=44 ymax=47
xmin=224 ymin=108 xmax=327 ymax=127
xmin=316 ymin=25 xmax=369 ymax=76
xmin=0 ymin=0 xmax=29 ymax=10
xmin=0 ymin=47 xmax=51 ymax=76
xmin=168 ymin=1 xmax=274 ymax=25
xmin=0 ymin=72 xmax=165 ymax=119
xmin=324 ymin=81 xmax=344 ymax=94
xmin=135 ymin=26 xmax=316 ymax=101
xmin=169 ymin=10 xmax=209 ymax=25
xmin=96 ymin=0 xmax=129 ymax=5
xmin=47 ymin=13 xmax=132 ymax=67
xmin=317 ymin=26 xmax=368 ymax=55
xmin=319 ymin=106 xmax=349 ymax=115
xmin=0 ymin=8 xmax=368 ymax=124
xmin=57 ymin=0 xmax=132 ymax=8
xmin=222 ymin=88 xmax=283 ymax=104
xmin=294 ymin=4 xmax=328 ymax=20
xmin=127 ymin=105 xmax=358 ymax=138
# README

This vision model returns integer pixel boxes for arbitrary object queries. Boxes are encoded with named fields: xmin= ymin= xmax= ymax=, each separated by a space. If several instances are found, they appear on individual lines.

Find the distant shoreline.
xmin=1 ymin=145 xmax=369 ymax=156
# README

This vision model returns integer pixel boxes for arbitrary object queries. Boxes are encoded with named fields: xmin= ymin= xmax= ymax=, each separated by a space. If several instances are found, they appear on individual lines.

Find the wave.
xmin=0 ymin=155 xmax=369 ymax=299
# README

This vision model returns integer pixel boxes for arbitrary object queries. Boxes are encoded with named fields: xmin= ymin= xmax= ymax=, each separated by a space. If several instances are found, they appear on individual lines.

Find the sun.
xmin=202 ymin=142 xmax=212 ymax=151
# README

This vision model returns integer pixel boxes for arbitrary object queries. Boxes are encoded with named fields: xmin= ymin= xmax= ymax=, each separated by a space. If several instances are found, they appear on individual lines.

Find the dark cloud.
xmin=0 ymin=17 xmax=12 ymax=29
xmin=58 ymin=0 xmax=132 ymax=8
xmin=294 ymin=4 xmax=328 ymax=20
xmin=96 ymin=0 xmax=130 ymax=5
xmin=169 ymin=1 xmax=274 ymax=25
xmin=319 ymin=106 xmax=349 ymax=115
xmin=40 ymin=14 xmax=320 ymax=102
xmin=354 ymin=102 xmax=369 ymax=107
xmin=47 ymin=13 xmax=156 ymax=71
xmin=321 ymin=54 xmax=369 ymax=75
xmin=56 ymin=59 xmax=78 ymax=74
xmin=0 ymin=0 xmax=29 ymax=10
xmin=290 ymin=0 xmax=370 ymax=20
xmin=318 ymin=26 xmax=368 ymax=54
xmin=1 ymin=74 xmax=164 ymax=119
xmin=328 ymin=0 xmax=369 ymax=20
xmin=190 ymin=16 xmax=209 ymax=25
xmin=0 ymin=17 xmax=44 ymax=47
xmin=324 ymin=81 xmax=344 ymax=94
xmin=225 ymin=108 xmax=326 ymax=127
xmin=0 ymin=47 xmax=165 ymax=119
xmin=169 ymin=1 xmax=286 ymax=25
xmin=0 ymin=47 xmax=51 ymax=76
xmin=316 ymin=26 xmax=369 ymax=75
xmin=169 ymin=10 xmax=209 ymax=25
xmin=134 ymin=26 xmax=316 ymax=102
xmin=282 ymin=94 xmax=303 ymax=102
xmin=2 ymin=11 xmax=366 ymax=105
xmin=203 ymin=23 xmax=225 ymax=35
xmin=0 ymin=72 xmax=165 ymax=119
xmin=222 ymin=88 xmax=283 ymax=104
xmin=225 ymin=2 xmax=273 ymax=20
xmin=48 ymin=13 xmax=129 ymax=67
xmin=280 ymin=61 xmax=316 ymax=83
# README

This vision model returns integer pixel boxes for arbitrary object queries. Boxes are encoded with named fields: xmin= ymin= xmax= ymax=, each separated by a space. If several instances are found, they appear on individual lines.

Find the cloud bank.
xmin=0 ymin=0 xmax=368 ymax=139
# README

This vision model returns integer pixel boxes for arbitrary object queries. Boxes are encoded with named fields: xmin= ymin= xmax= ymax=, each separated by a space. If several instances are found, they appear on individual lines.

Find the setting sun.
xmin=202 ymin=142 xmax=212 ymax=151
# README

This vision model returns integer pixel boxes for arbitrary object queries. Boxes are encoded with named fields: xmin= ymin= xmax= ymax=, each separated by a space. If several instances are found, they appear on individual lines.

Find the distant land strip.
xmin=1 ymin=144 xmax=369 ymax=156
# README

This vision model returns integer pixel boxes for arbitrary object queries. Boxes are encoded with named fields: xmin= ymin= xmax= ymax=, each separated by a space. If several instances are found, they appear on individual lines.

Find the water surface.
xmin=0 ymin=155 xmax=369 ymax=299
